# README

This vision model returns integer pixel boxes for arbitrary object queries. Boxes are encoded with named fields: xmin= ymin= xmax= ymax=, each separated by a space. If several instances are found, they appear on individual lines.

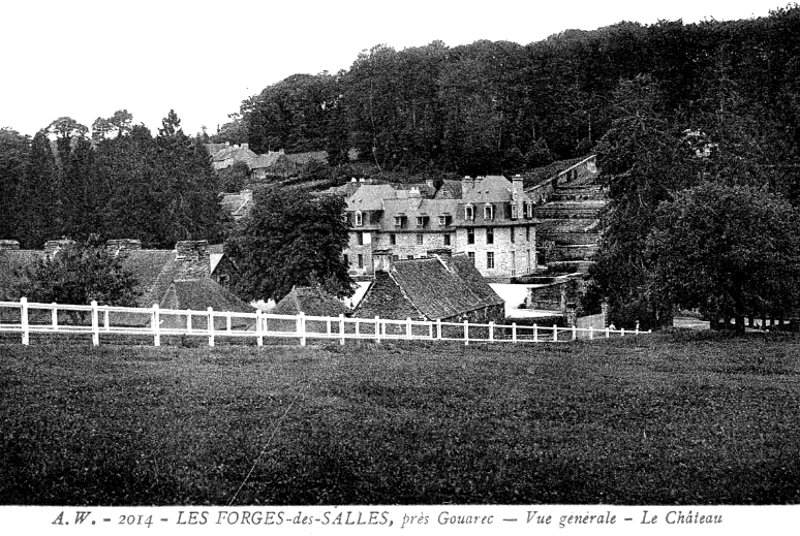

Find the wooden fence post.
xmin=635 ymin=321 xmax=640 ymax=335
xmin=256 ymin=310 xmax=263 ymax=346
xmin=339 ymin=314 xmax=345 ymax=345
xmin=512 ymin=322 xmax=517 ymax=343
xmin=589 ymin=326 xmax=594 ymax=340
xmin=605 ymin=326 xmax=610 ymax=338
xmin=91 ymin=301 xmax=99 ymax=347
xmin=207 ymin=307 xmax=215 ymax=347
xmin=226 ymin=313 xmax=232 ymax=333
xmin=299 ymin=312 xmax=306 ymax=346
xmin=152 ymin=304 xmax=161 ymax=347
xmin=533 ymin=323 xmax=538 ymax=343
xmin=406 ymin=317 xmax=412 ymax=340
xmin=464 ymin=320 xmax=469 ymax=346
xmin=104 ymin=307 xmax=110 ymax=332
xmin=186 ymin=310 xmax=192 ymax=333
xmin=553 ymin=324 xmax=558 ymax=342
xmin=621 ymin=327 xmax=625 ymax=337
xmin=20 ymin=297 xmax=29 ymax=346
xmin=436 ymin=319 xmax=442 ymax=340
xmin=51 ymin=302 xmax=57 ymax=329
xmin=489 ymin=321 xmax=494 ymax=342
xmin=572 ymin=324 xmax=577 ymax=341
xmin=375 ymin=316 xmax=381 ymax=344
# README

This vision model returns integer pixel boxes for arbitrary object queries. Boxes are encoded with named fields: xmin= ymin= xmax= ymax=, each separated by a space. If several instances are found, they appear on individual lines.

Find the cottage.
xmin=272 ymin=286 xmax=349 ymax=317
xmin=353 ymin=250 xmax=504 ymax=323
xmin=0 ymin=239 xmax=252 ymax=328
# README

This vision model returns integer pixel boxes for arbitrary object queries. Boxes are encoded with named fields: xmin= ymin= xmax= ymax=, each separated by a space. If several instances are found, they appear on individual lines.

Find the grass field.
xmin=1 ymin=331 xmax=798 ymax=505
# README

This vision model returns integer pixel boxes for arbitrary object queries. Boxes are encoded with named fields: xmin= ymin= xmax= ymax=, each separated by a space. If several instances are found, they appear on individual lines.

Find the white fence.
xmin=0 ymin=298 xmax=650 ymax=348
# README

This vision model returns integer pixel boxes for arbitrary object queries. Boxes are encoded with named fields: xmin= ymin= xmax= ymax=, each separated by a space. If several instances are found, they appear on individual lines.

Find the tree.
xmin=646 ymin=182 xmax=800 ymax=332
xmin=224 ymin=187 xmax=353 ymax=302
xmin=217 ymin=160 xmax=250 ymax=192
xmin=15 ymin=130 xmax=59 ymax=247
xmin=15 ymin=235 xmax=140 ymax=306
xmin=0 ymin=128 xmax=29 ymax=238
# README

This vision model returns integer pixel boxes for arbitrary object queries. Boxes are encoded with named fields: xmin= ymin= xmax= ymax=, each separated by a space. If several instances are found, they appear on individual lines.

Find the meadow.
xmin=0 ymin=331 xmax=798 ymax=505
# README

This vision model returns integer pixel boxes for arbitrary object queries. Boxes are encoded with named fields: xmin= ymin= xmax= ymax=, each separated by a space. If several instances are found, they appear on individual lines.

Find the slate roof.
xmin=211 ymin=145 xmax=258 ymax=167
xmin=346 ymin=184 xmax=404 ymax=211
xmin=354 ymin=254 xmax=503 ymax=321
xmin=272 ymin=286 xmax=349 ymax=317
xmin=0 ymin=247 xmax=252 ymax=326
xmin=251 ymin=152 xmax=287 ymax=169
xmin=286 ymin=151 xmax=328 ymax=166
xmin=461 ymin=175 xmax=519 ymax=204
xmin=380 ymin=198 xmax=459 ymax=231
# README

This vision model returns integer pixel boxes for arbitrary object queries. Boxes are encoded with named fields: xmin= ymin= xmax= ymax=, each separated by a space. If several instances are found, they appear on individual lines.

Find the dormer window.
xmin=438 ymin=214 xmax=452 ymax=227
xmin=394 ymin=215 xmax=406 ymax=229
xmin=510 ymin=203 xmax=519 ymax=220
xmin=525 ymin=202 xmax=533 ymax=219
xmin=416 ymin=215 xmax=429 ymax=228
xmin=354 ymin=210 xmax=363 ymax=227
xmin=484 ymin=204 xmax=494 ymax=220
xmin=465 ymin=204 xmax=475 ymax=221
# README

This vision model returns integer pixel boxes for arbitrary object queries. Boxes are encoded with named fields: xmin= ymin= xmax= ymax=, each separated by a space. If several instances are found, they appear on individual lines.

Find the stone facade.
xmin=175 ymin=240 xmax=211 ymax=279
xmin=343 ymin=175 xmax=537 ymax=282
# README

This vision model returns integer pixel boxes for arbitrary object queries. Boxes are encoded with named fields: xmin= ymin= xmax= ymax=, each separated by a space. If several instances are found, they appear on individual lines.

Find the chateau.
xmin=343 ymin=174 xmax=537 ymax=282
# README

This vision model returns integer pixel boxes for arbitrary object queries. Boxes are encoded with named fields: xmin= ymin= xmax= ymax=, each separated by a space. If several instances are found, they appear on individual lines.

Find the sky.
xmin=0 ymin=0 xmax=786 ymax=138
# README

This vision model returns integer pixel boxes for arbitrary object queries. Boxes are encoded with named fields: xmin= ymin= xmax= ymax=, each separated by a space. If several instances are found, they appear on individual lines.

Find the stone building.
xmin=353 ymin=250 xmax=504 ymax=323
xmin=343 ymin=175 xmax=537 ymax=282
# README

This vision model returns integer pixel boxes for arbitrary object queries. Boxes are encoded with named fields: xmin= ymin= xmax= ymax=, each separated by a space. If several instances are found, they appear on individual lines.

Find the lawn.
xmin=0 ymin=331 xmax=798 ymax=505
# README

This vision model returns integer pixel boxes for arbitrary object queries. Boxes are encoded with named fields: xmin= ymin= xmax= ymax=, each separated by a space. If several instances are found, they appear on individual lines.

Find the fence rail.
xmin=0 ymin=298 xmax=650 ymax=348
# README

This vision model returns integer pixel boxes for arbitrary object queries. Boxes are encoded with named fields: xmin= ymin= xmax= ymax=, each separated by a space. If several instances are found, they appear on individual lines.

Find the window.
xmin=468 ymin=251 xmax=475 ymax=265
xmin=465 ymin=204 xmax=475 ymax=221
xmin=394 ymin=215 xmax=406 ymax=229
xmin=357 ymin=254 xmax=364 ymax=268
xmin=357 ymin=233 xmax=364 ymax=246
xmin=510 ymin=251 xmax=516 ymax=277
xmin=511 ymin=203 xmax=518 ymax=220
xmin=487 ymin=227 xmax=494 ymax=244
xmin=439 ymin=214 xmax=452 ymax=227
xmin=484 ymin=204 xmax=494 ymax=220
xmin=525 ymin=202 xmax=533 ymax=219
xmin=354 ymin=211 xmax=363 ymax=227
xmin=444 ymin=233 xmax=451 ymax=246
xmin=487 ymin=251 xmax=495 ymax=269
xmin=416 ymin=216 xmax=428 ymax=228
xmin=407 ymin=255 xmax=414 ymax=260
xmin=416 ymin=233 xmax=424 ymax=246
xmin=467 ymin=228 xmax=475 ymax=244
xmin=390 ymin=233 xmax=396 ymax=245
xmin=510 ymin=226 xmax=515 ymax=243
xmin=526 ymin=226 xmax=530 ymax=242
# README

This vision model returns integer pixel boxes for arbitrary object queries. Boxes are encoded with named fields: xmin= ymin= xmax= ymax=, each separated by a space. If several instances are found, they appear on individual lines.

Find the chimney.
xmin=372 ymin=249 xmax=394 ymax=274
xmin=175 ymin=240 xmax=210 ymax=279
xmin=44 ymin=239 xmax=76 ymax=261
xmin=106 ymin=238 xmax=142 ymax=256
xmin=512 ymin=174 xmax=524 ymax=216
xmin=241 ymin=143 xmax=249 ymax=151
xmin=409 ymin=186 xmax=420 ymax=198
xmin=0 ymin=239 xmax=20 ymax=251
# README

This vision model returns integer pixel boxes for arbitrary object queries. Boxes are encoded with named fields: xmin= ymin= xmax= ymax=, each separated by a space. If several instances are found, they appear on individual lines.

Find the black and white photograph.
xmin=0 ymin=0 xmax=798 ymax=534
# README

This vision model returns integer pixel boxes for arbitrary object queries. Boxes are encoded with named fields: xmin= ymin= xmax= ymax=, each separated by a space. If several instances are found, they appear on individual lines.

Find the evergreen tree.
xmin=0 ymin=128 xmax=30 ymax=239
xmin=15 ymin=130 xmax=59 ymax=247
